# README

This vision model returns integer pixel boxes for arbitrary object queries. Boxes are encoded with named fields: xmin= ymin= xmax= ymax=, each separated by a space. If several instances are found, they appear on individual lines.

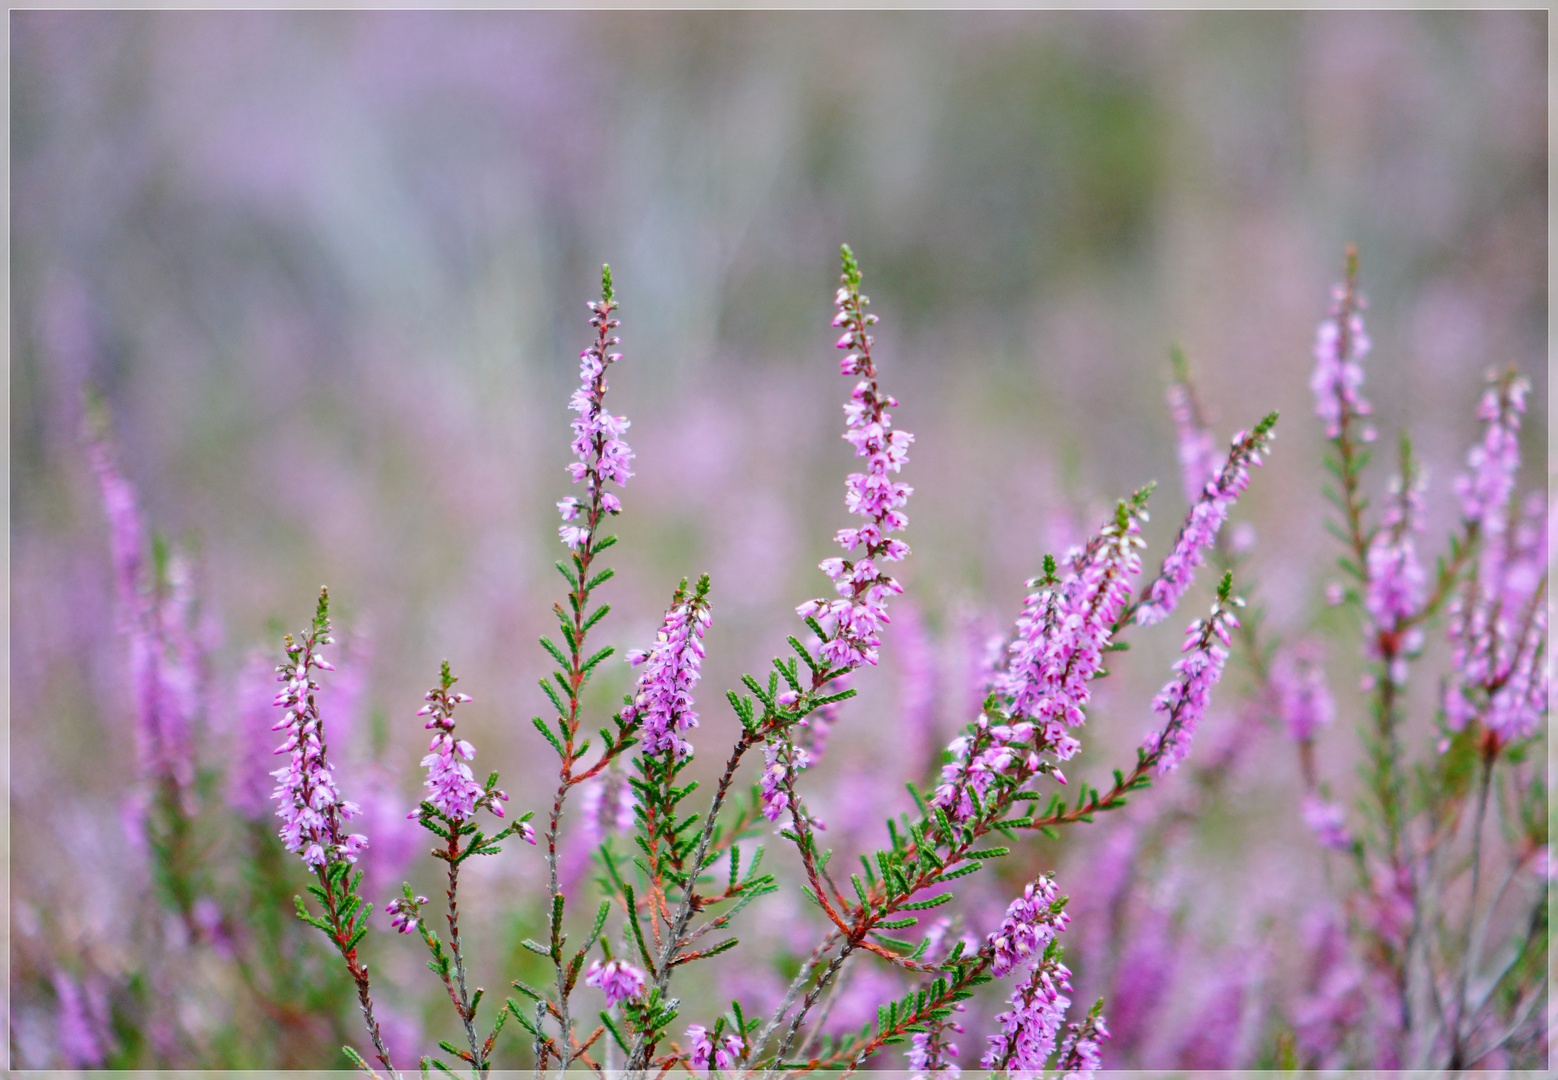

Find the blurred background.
xmin=10 ymin=9 xmax=1547 ymax=1069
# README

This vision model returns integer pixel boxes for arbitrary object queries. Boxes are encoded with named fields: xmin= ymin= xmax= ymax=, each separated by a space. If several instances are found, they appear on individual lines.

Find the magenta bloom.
xmin=578 ymin=769 xmax=637 ymax=846
xmin=685 ymin=1025 xmax=743 ymax=1071
xmin=53 ymin=969 xmax=111 ymax=1068
xmin=585 ymin=958 xmax=646 ymax=1006
xmin=269 ymin=595 xmax=367 ymax=869
xmin=560 ymin=275 xmax=632 ymax=549
xmin=1002 ymin=502 xmax=1147 ymax=746
xmin=90 ymin=436 xmax=200 ymax=799
xmin=1309 ymin=271 xmax=1374 ymax=441
xmin=988 ymin=875 xmax=1070 ymax=978
xmin=1454 ymin=373 xmax=1527 ymax=526
xmin=1444 ymin=375 xmax=1546 ymax=743
xmin=411 ymin=669 xmax=506 ymax=823
xmin=933 ymin=501 xmax=1147 ymax=821
xmin=796 ymin=246 xmax=913 ymax=671
xmin=1272 ymin=642 xmax=1335 ymax=743
xmin=1136 ymin=419 xmax=1274 ymax=627
xmin=622 ymin=584 xmax=713 ymax=759
xmin=981 ymin=953 xmax=1074 ymax=1071
xmin=1056 ymin=1007 xmax=1110 ymax=1080
xmin=759 ymin=739 xmax=809 ymax=822
xmin=384 ymin=894 xmax=428 ymax=935
xmin=1140 ymin=588 xmax=1241 ymax=774
xmin=1445 ymin=501 xmax=1549 ymax=741
xmin=1302 ymin=795 xmax=1351 ymax=851
xmin=1364 ymin=454 xmax=1427 ymax=631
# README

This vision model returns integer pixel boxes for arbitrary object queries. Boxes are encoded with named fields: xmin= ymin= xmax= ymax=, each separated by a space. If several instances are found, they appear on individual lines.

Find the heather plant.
xmin=1143 ymin=248 xmax=1549 ymax=1070
xmin=63 ymin=243 xmax=1545 ymax=1075
xmin=226 ymin=246 xmax=1286 ymax=1077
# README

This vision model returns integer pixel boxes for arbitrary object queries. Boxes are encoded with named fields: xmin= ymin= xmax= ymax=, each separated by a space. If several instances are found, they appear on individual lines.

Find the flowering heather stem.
xmin=1134 ymin=413 xmax=1276 ymax=628
xmin=1309 ymin=250 xmax=1414 ymax=957
xmin=535 ymin=266 xmax=634 ymax=1071
xmin=1140 ymin=572 xmax=1243 ymax=773
xmin=273 ymin=590 xmax=394 ymax=1076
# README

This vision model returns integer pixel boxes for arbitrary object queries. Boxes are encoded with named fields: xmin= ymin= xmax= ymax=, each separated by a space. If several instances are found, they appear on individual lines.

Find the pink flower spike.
xmin=559 ymin=268 xmax=633 ymax=548
xmin=622 ymin=578 xmax=713 ymax=760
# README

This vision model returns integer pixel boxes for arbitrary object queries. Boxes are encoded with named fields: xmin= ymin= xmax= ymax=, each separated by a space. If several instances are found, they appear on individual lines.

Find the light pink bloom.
xmin=585 ymin=958 xmax=646 ymax=1006
xmin=269 ymin=597 xmax=367 ymax=869
xmin=622 ymin=585 xmax=713 ymax=759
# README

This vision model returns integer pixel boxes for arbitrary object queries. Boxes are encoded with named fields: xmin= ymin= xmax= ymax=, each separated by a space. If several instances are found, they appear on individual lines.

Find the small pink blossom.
xmin=585 ymin=958 xmax=646 ymax=1006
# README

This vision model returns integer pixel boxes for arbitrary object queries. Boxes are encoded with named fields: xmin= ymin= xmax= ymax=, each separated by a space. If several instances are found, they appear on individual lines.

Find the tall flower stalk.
xmin=271 ymin=589 xmax=394 ymax=1077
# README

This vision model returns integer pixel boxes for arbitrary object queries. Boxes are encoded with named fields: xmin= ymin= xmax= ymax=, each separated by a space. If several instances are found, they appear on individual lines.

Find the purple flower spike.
xmin=1272 ymin=641 xmax=1335 ymax=743
xmin=760 ymin=739 xmax=809 ymax=822
xmin=982 ymin=952 xmax=1075 ymax=1071
xmin=1056 ymin=1003 xmax=1110 ymax=1080
xmin=269 ymin=590 xmax=368 ymax=869
xmin=1140 ymin=580 xmax=1243 ymax=775
xmin=413 ymin=665 xmax=503 ymax=822
xmin=982 ymin=876 xmax=1081 ymax=1072
xmin=560 ymin=267 xmax=632 ymax=550
xmin=1302 ymin=795 xmax=1351 ymax=851
xmin=1310 ymin=254 xmax=1374 ymax=441
xmin=1454 ymin=371 xmax=1528 ymax=527
xmin=622 ymin=578 xmax=713 ymax=759
xmin=796 ymin=245 xmax=913 ymax=671
xmin=89 ymin=433 xmax=201 ymax=800
xmin=988 ymin=875 xmax=1070 ymax=977
xmin=585 ymin=958 xmax=646 ymax=1006
xmin=1136 ymin=417 xmax=1275 ymax=627
xmin=1364 ymin=439 xmax=1427 ymax=632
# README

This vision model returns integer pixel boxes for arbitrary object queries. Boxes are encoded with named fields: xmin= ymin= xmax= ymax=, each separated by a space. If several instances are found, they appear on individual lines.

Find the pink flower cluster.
xmin=385 ymin=893 xmax=428 ymax=935
xmin=1446 ymin=490 xmax=1548 ymax=742
xmin=623 ymin=589 xmax=713 ymax=759
xmin=1454 ymin=373 xmax=1527 ymax=526
xmin=982 ymin=878 xmax=1088 ymax=1072
xmin=1002 ymin=504 xmax=1147 ymax=746
xmin=759 ymin=738 xmax=810 ymax=823
xmin=1443 ymin=374 xmax=1545 ymax=742
xmin=988 ymin=876 xmax=1070 ymax=978
xmin=412 ymin=673 xmax=510 ymax=824
xmin=931 ymin=503 xmax=1148 ymax=821
xmin=1137 ymin=422 xmax=1272 ymax=626
xmin=1271 ymin=641 xmax=1335 ymax=743
xmin=797 ymin=251 xmax=913 ymax=670
xmin=685 ymin=1025 xmax=743 ymax=1071
xmin=584 ymin=958 xmax=646 ymax=1007
xmin=90 ymin=437 xmax=200 ymax=797
xmin=932 ymin=714 xmax=1040 ymax=823
xmin=1309 ymin=275 xmax=1374 ymax=441
xmin=981 ymin=952 xmax=1076 ymax=1071
xmin=1056 ymin=1007 xmax=1110 ymax=1080
xmin=1364 ymin=459 xmax=1427 ymax=632
xmin=1140 ymin=590 xmax=1241 ymax=775
xmin=559 ymin=289 xmax=631 ymax=549
xmin=1301 ymin=795 xmax=1351 ymax=851
xmin=269 ymin=609 xmax=366 ymax=868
